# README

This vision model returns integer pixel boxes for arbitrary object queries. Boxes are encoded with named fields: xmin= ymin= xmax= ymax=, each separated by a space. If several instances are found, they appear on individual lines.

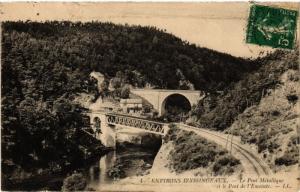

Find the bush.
xmin=275 ymin=155 xmax=297 ymax=166
xmin=212 ymin=155 xmax=240 ymax=175
xmin=282 ymin=127 xmax=293 ymax=134
xmin=120 ymin=85 xmax=130 ymax=99
xmin=167 ymin=129 xmax=240 ymax=174
xmin=142 ymin=105 xmax=151 ymax=113
xmin=257 ymin=133 xmax=268 ymax=153
xmin=163 ymin=124 xmax=178 ymax=143
xmin=271 ymin=110 xmax=280 ymax=116
xmin=107 ymin=164 xmax=126 ymax=179
xmin=286 ymin=94 xmax=298 ymax=104
xmin=263 ymin=141 xmax=279 ymax=153
xmin=287 ymin=71 xmax=299 ymax=81
xmin=61 ymin=173 xmax=87 ymax=191
xmin=275 ymin=136 xmax=299 ymax=166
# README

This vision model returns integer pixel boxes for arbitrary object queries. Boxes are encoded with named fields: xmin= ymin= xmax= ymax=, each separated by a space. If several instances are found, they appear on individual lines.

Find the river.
xmin=86 ymin=147 xmax=158 ymax=191
xmin=9 ymin=146 xmax=159 ymax=191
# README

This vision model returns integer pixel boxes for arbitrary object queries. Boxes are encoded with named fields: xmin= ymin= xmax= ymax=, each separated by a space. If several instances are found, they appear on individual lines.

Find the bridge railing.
xmin=105 ymin=113 xmax=166 ymax=135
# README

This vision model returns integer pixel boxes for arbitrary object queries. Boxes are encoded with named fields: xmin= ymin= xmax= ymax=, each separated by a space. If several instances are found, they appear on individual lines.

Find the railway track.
xmin=176 ymin=123 xmax=271 ymax=176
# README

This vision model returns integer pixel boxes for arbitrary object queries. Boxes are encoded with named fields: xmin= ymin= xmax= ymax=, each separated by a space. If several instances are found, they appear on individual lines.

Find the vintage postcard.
xmin=0 ymin=2 xmax=299 ymax=192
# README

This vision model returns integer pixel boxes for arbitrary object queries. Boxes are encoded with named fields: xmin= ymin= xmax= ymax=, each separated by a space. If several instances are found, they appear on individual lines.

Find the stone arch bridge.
xmin=131 ymin=89 xmax=204 ymax=115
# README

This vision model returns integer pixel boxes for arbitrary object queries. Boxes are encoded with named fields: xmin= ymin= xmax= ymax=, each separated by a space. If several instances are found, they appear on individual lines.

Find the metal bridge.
xmin=88 ymin=112 xmax=271 ymax=176
xmin=105 ymin=113 xmax=166 ymax=135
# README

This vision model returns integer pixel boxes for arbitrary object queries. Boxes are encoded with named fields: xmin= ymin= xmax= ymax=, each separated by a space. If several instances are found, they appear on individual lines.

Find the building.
xmin=120 ymin=99 xmax=143 ymax=114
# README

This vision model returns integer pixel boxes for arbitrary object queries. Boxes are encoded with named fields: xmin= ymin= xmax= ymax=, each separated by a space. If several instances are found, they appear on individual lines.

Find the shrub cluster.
xmin=107 ymin=164 xmax=126 ymax=179
xmin=166 ymin=127 xmax=240 ymax=175
xmin=275 ymin=136 xmax=299 ymax=166
xmin=212 ymin=154 xmax=240 ymax=175
xmin=61 ymin=173 xmax=87 ymax=191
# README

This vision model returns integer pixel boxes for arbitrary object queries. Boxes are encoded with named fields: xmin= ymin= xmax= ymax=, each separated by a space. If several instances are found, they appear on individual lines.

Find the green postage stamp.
xmin=246 ymin=4 xmax=298 ymax=49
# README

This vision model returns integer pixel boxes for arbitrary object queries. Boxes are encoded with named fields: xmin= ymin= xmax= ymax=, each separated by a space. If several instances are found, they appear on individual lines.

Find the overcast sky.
xmin=1 ymin=2 xmax=299 ymax=58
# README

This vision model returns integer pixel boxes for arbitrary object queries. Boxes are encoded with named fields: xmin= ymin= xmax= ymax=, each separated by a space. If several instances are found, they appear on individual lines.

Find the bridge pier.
xmin=89 ymin=113 xmax=116 ymax=148
xmin=100 ymin=123 xmax=116 ymax=148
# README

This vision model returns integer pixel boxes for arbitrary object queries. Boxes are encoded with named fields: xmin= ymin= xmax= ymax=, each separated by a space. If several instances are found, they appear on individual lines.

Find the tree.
xmin=61 ymin=173 xmax=87 ymax=191
xmin=120 ymin=85 xmax=130 ymax=99
xmin=110 ymin=77 xmax=122 ymax=90
xmin=99 ymin=79 xmax=109 ymax=98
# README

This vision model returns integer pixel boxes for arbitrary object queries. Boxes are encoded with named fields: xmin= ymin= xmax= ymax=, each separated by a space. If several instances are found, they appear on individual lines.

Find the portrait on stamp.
xmin=246 ymin=4 xmax=298 ymax=49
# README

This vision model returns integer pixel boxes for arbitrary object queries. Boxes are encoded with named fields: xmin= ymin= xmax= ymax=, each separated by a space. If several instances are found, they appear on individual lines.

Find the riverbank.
xmin=2 ymin=128 xmax=111 ymax=191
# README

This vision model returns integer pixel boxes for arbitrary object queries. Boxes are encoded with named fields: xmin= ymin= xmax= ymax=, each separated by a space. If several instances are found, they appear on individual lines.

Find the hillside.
xmin=228 ymin=69 xmax=299 ymax=172
xmin=189 ymin=49 xmax=299 ymax=130
xmin=188 ymin=48 xmax=299 ymax=171
xmin=2 ymin=21 xmax=256 ymax=91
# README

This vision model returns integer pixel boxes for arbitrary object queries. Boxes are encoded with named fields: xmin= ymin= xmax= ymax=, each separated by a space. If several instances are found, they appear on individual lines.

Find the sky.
xmin=1 ymin=2 xmax=299 ymax=58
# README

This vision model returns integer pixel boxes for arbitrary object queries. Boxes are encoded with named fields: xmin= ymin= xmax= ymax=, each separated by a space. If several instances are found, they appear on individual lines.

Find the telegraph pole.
xmin=230 ymin=134 xmax=234 ymax=154
xmin=226 ymin=132 xmax=230 ymax=149
xmin=226 ymin=118 xmax=231 ymax=149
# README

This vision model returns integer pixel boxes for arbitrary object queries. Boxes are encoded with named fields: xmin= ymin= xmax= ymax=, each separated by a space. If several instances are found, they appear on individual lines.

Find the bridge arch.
xmin=161 ymin=93 xmax=192 ymax=116
xmin=131 ymin=89 xmax=204 ymax=116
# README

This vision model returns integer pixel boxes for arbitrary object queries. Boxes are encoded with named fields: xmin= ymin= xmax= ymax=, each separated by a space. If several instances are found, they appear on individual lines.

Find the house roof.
xmin=120 ymin=99 xmax=143 ymax=104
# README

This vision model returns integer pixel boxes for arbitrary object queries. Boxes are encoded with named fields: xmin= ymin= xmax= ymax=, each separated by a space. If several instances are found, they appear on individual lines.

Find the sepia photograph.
xmin=0 ymin=2 xmax=299 ymax=191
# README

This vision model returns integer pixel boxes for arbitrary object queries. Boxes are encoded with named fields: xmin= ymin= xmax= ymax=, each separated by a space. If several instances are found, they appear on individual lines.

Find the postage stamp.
xmin=246 ymin=4 xmax=298 ymax=49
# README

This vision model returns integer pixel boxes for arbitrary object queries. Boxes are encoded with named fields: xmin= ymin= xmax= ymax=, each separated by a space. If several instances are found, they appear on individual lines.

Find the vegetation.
xmin=224 ymin=67 xmax=300 ymax=170
xmin=2 ymin=21 xmax=256 ymax=91
xmin=1 ymin=22 xmax=107 ymax=188
xmin=190 ymin=48 xmax=299 ymax=130
xmin=275 ymin=136 xmax=299 ymax=166
xmin=107 ymin=164 xmax=126 ymax=180
xmin=1 ymin=20 xmax=257 ymax=180
xmin=106 ymin=152 xmax=154 ymax=179
xmin=61 ymin=173 xmax=87 ymax=191
xmin=110 ymin=71 xmax=130 ymax=98
xmin=165 ymin=125 xmax=241 ymax=175
xmin=212 ymin=155 xmax=240 ymax=175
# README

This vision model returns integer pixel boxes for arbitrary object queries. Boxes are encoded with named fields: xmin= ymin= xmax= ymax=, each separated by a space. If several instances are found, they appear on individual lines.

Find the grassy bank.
xmin=164 ymin=125 xmax=241 ymax=176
